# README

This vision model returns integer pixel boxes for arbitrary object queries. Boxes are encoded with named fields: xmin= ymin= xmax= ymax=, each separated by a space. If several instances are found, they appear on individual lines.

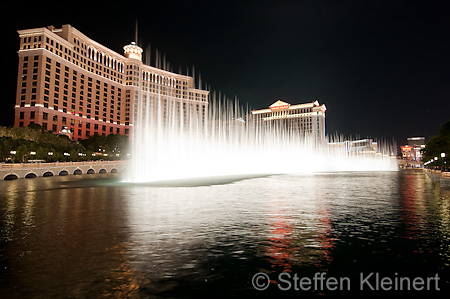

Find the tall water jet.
xmin=126 ymin=67 xmax=397 ymax=183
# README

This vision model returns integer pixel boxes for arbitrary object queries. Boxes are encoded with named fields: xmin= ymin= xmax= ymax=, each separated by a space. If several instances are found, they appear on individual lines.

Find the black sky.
xmin=2 ymin=0 xmax=449 ymax=144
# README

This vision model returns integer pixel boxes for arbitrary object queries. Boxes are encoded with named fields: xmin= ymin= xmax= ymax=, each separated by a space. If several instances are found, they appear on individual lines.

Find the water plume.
xmin=126 ymin=90 xmax=397 ymax=183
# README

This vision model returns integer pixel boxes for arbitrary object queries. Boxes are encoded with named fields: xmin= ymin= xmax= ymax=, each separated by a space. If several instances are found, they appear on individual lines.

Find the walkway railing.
xmin=1 ymin=160 xmax=125 ymax=169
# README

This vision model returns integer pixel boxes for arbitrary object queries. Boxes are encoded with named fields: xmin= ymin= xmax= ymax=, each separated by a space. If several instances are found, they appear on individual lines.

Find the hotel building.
xmin=328 ymin=139 xmax=379 ymax=155
xmin=15 ymin=24 xmax=209 ymax=140
xmin=251 ymin=100 xmax=326 ymax=143
xmin=401 ymin=137 xmax=425 ymax=162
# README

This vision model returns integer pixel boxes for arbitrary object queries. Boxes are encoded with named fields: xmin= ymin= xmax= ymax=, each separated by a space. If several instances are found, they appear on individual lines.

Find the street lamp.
xmin=441 ymin=153 xmax=446 ymax=172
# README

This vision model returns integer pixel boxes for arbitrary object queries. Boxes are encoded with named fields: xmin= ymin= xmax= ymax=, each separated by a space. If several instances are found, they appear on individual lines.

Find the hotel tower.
xmin=251 ymin=100 xmax=326 ymax=144
xmin=15 ymin=24 xmax=209 ymax=140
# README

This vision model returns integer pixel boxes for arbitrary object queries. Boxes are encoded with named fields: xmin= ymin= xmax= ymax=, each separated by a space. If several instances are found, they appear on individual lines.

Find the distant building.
xmin=328 ymin=138 xmax=378 ymax=155
xmin=401 ymin=137 xmax=425 ymax=162
xmin=250 ymin=100 xmax=326 ymax=143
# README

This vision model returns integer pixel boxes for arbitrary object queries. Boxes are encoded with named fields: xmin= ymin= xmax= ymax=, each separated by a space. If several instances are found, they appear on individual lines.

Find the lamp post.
xmin=442 ymin=153 xmax=446 ymax=172
xmin=10 ymin=150 xmax=16 ymax=163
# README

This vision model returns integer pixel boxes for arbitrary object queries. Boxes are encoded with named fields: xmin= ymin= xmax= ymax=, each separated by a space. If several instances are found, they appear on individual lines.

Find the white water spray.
xmin=126 ymin=87 xmax=397 ymax=183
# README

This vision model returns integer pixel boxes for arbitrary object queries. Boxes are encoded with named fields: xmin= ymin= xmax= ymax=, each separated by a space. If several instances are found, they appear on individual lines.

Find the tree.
xmin=423 ymin=120 xmax=450 ymax=169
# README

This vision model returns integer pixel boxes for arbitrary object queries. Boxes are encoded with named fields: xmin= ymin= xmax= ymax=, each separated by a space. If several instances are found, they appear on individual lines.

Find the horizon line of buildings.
xmin=12 ymin=24 xmax=425 ymax=156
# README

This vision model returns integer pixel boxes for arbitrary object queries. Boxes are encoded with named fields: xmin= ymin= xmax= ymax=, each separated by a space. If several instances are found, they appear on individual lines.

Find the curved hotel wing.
xmin=251 ymin=100 xmax=326 ymax=143
xmin=15 ymin=24 xmax=209 ymax=140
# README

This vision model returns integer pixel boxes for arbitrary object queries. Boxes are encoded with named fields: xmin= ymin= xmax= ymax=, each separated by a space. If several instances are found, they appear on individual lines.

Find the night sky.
xmin=2 ymin=0 xmax=449 ymax=145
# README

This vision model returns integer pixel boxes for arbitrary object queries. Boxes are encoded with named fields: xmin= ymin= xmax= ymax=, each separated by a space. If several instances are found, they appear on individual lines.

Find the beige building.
xmin=328 ymin=139 xmax=378 ymax=155
xmin=15 ymin=24 xmax=209 ymax=140
xmin=251 ymin=100 xmax=327 ymax=143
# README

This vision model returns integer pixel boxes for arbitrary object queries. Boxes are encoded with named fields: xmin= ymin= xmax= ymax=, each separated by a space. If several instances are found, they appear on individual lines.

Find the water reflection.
xmin=0 ymin=175 xmax=141 ymax=298
xmin=263 ymin=176 xmax=336 ymax=273
xmin=0 ymin=171 xmax=449 ymax=297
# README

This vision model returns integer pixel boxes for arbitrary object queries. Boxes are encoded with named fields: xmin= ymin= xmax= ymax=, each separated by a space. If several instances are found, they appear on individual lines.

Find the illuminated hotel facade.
xmin=15 ymin=24 xmax=209 ymax=140
xmin=251 ymin=100 xmax=326 ymax=143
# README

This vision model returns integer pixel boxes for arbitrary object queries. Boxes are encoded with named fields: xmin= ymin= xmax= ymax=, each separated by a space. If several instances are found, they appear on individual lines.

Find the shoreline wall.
xmin=424 ymin=169 xmax=450 ymax=188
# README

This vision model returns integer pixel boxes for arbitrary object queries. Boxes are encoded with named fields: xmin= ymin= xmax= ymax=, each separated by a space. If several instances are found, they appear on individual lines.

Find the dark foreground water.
xmin=0 ymin=170 xmax=449 ymax=298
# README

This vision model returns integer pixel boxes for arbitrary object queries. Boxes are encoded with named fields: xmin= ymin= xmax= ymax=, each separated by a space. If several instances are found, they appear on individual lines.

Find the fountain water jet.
xmin=126 ymin=87 xmax=397 ymax=183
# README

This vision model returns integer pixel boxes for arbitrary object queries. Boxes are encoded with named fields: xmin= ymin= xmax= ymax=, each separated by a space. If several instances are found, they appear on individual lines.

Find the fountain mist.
xmin=126 ymin=85 xmax=397 ymax=183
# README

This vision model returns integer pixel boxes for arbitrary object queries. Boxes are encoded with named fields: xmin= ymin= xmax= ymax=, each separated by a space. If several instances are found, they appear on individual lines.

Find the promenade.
xmin=424 ymin=168 xmax=450 ymax=187
xmin=1 ymin=160 xmax=126 ymax=180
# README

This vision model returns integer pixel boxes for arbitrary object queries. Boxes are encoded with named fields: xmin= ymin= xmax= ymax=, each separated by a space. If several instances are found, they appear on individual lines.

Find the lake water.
xmin=0 ymin=170 xmax=449 ymax=297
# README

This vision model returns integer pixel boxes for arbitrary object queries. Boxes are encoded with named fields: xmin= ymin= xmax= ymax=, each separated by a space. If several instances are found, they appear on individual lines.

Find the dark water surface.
xmin=0 ymin=170 xmax=449 ymax=298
